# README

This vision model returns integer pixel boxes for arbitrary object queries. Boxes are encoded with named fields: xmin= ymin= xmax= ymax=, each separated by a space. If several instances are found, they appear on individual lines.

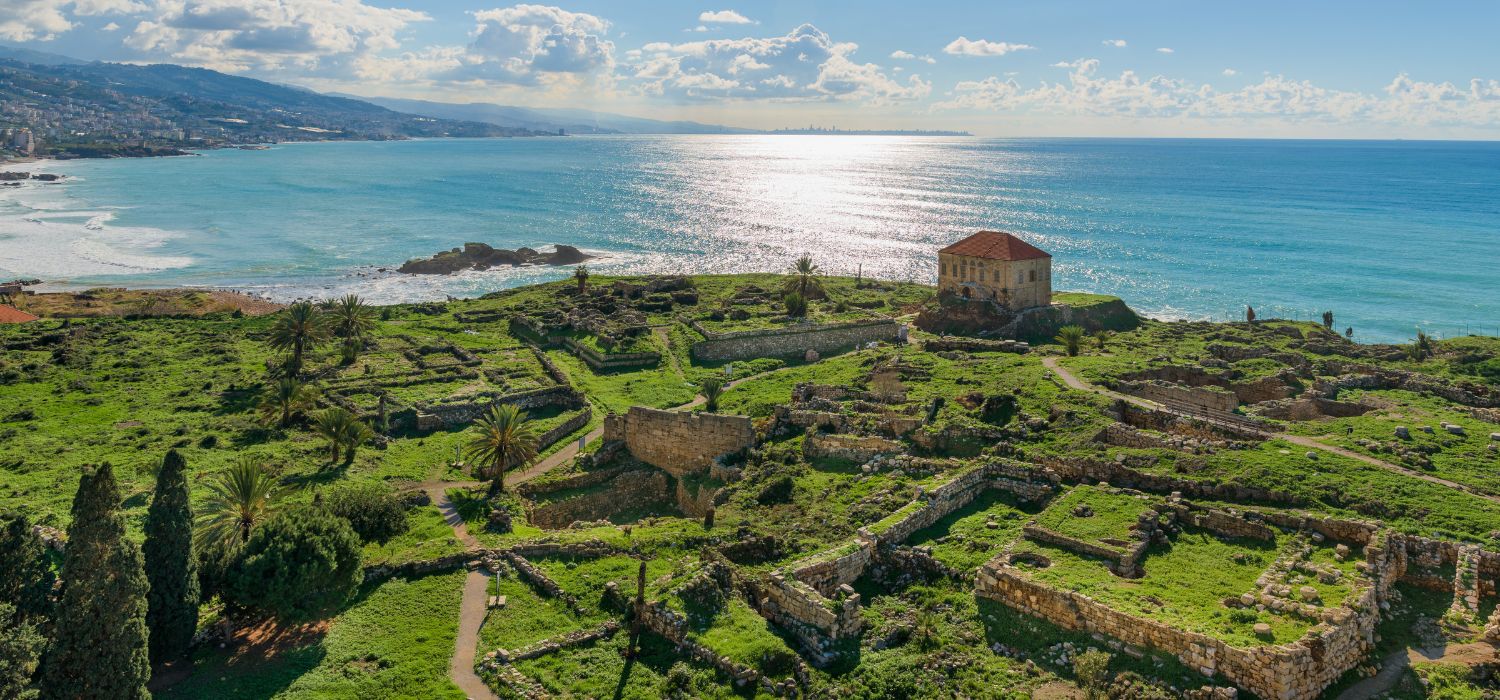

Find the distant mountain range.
xmin=342 ymin=95 xmax=757 ymax=135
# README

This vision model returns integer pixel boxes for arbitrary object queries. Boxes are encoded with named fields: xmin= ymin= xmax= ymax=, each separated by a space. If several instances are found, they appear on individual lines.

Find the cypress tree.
xmin=0 ymin=601 xmax=44 ymax=700
xmin=0 ymin=513 xmax=55 ymax=624
xmin=144 ymin=450 xmax=199 ymax=665
xmin=40 ymin=463 xmax=151 ymax=700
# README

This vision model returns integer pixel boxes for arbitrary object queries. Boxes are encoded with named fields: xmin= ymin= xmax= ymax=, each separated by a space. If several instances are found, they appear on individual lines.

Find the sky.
xmin=3 ymin=0 xmax=1500 ymax=138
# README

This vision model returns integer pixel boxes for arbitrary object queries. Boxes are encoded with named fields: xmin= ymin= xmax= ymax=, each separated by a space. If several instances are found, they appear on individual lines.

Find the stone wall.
xmin=526 ymin=469 xmax=670 ymax=529
xmin=406 ymin=384 xmax=585 ymax=431
xmin=1022 ymin=523 xmax=1151 ymax=578
xmin=604 ymin=407 xmax=755 ymax=478
xmin=1121 ymin=380 xmax=1241 ymax=414
xmin=691 ymin=318 xmax=900 ymax=362
xmin=753 ymin=570 xmax=865 ymax=667
xmin=639 ymin=600 xmax=802 ymax=696
xmin=560 ymin=335 xmax=661 ymax=370
xmin=921 ymin=337 xmax=1031 ymax=354
xmin=803 ymin=432 xmax=905 ymax=463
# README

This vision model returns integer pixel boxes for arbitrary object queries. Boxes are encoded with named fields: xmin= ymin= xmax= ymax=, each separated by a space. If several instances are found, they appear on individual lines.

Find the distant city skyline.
xmin=2 ymin=0 xmax=1499 ymax=138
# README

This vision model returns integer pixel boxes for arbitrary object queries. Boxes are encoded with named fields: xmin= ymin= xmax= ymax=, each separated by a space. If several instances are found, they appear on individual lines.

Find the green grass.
xmin=510 ymin=630 xmax=762 ymax=699
xmin=1012 ymin=528 xmax=1314 ymax=646
xmin=1032 ymin=486 xmax=1156 ymax=549
xmin=360 ymin=505 xmax=467 ymax=568
xmin=905 ymin=490 xmax=1036 ymax=572
xmin=476 ymin=573 xmax=593 ymax=652
xmin=160 ymin=571 xmax=466 ymax=700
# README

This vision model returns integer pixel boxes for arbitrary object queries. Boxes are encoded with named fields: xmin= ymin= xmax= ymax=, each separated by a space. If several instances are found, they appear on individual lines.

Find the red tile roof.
xmin=939 ymin=231 xmax=1050 ymax=261
xmin=0 ymin=304 xmax=38 ymax=323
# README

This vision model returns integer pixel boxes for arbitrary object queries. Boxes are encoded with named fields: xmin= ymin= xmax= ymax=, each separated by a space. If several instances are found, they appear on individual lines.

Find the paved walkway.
xmin=1040 ymin=356 xmax=1500 ymax=505
xmin=450 ymin=570 xmax=498 ymax=700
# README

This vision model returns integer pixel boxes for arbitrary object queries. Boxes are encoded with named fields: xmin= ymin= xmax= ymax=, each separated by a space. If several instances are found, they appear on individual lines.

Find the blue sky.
xmin=4 ymin=0 xmax=1499 ymax=137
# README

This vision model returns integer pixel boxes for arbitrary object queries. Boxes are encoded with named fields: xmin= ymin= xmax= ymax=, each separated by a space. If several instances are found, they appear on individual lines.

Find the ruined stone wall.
xmin=560 ymin=336 xmax=661 ymax=370
xmin=1022 ymin=524 xmax=1150 ymax=578
xmin=979 ymin=514 xmax=1407 ymax=700
xmin=921 ymin=337 xmax=1031 ymax=354
xmin=1121 ymin=380 xmax=1241 ymax=413
xmin=408 ymin=385 xmax=585 ymax=430
xmin=526 ymin=469 xmax=669 ymax=529
xmin=1045 ymin=457 xmax=1300 ymax=505
xmin=691 ymin=319 xmax=900 ymax=362
xmin=605 ymin=407 xmax=754 ymax=478
xmin=675 ymin=478 xmax=718 ymax=519
xmin=639 ymin=600 xmax=803 ymax=695
xmin=752 ymin=571 xmax=865 ymax=666
xmin=803 ymin=432 xmax=905 ymax=463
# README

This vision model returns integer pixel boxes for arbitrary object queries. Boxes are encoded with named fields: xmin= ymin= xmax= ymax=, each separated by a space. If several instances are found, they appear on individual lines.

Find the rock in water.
xmin=398 ymin=242 xmax=593 ymax=274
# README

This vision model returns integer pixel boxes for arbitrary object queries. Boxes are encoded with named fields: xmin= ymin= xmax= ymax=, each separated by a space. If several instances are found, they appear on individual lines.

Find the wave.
xmin=0 ymin=175 xmax=193 ymax=279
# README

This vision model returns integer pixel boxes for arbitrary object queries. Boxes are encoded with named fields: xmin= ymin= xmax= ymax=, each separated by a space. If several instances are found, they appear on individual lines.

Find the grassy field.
xmin=8 ymin=273 xmax=1500 ymax=700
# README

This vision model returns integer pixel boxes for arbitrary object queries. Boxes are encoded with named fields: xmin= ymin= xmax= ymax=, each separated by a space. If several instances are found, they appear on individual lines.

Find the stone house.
xmin=937 ymin=230 xmax=1052 ymax=310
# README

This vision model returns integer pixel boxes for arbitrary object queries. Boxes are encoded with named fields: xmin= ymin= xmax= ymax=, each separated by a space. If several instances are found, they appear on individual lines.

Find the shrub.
xmin=323 ymin=482 xmax=410 ymax=544
xmin=783 ymin=291 xmax=807 ymax=317
xmin=1055 ymin=325 xmax=1085 ymax=357
xmin=756 ymin=475 xmax=795 ymax=505
xmin=1073 ymin=649 xmax=1112 ymax=699
xmin=227 ymin=507 xmax=362 ymax=621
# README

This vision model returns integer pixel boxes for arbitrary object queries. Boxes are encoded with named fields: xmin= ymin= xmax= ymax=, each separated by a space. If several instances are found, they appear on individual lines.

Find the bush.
xmin=783 ymin=291 xmax=807 ymax=317
xmin=227 ymin=507 xmax=363 ymax=620
xmin=756 ymin=475 xmax=795 ymax=505
xmin=323 ymin=482 xmax=409 ymax=544
xmin=1073 ymin=649 xmax=1112 ymax=699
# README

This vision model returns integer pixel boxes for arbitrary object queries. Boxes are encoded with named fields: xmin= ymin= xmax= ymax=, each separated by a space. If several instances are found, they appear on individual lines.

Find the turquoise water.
xmin=1 ymin=136 xmax=1496 ymax=342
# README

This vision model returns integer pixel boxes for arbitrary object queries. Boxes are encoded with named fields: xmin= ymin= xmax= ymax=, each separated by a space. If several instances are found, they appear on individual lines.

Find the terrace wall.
xmin=603 ymin=407 xmax=754 ymax=478
xmin=406 ymin=385 xmax=585 ymax=431
xmin=1121 ymin=380 xmax=1241 ymax=414
xmin=690 ymin=319 xmax=900 ymax=362
xmin=526 ymin=469 xmax=670 ymax=529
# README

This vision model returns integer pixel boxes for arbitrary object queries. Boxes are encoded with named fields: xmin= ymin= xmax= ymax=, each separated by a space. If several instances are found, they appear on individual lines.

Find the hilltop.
xmin=2 ymin=273 xmax=1499 ymax=699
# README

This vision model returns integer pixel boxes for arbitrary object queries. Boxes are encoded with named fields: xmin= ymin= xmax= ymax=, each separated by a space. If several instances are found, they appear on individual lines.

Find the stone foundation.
xmin=690 ymin=318 xmax=900 ymax=362
xmin=604 ymin=406 xmax=754 ymax=478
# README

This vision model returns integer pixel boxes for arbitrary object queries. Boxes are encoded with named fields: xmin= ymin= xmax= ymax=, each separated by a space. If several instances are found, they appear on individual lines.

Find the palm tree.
xmin=195 ymin=456 xmax=280 ymax=550
xmin=574 ymin=265 xmax=590 ymax=294
xmin=329 ymin=295 xmax=376 ymax=365
xmin=1093 ymin=330 xmax=1112 ymax=351
xmin=267 ymin=301 xmax=330 ymax=375
xmin=257 ymin=377 xmax=318 ymax=428
xmin=465 ymin=404 xmax=541 ymax=495
xmin=340 ymin=419 xmax=375 ymax=464
xmin=312 ymin=408 xmax=355 ymax=463
xmin=699 ymin=377 xmax=725 ymax=412
xmin=1056 ymin=325 xmax=1085 ymax=357
xmin=782 ymin=255 xmax=825 ymax=299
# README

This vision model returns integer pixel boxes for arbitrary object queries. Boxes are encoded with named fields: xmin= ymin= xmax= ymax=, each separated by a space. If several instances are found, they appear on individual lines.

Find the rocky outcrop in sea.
xmin=398 ymin=242 xmax=592 ymax=275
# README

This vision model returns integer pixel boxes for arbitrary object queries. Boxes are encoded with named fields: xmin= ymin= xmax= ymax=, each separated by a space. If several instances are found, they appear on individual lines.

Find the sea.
xmin=1 ymin=135 xmax=1497 ymax=343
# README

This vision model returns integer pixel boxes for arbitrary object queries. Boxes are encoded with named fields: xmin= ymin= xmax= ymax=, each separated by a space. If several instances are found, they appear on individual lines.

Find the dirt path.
xmin=423 ymin=362 xmax=781 ymax=698
xmin=450 ymin=570 xmax=498 ymax=700
xmin=1336 ymin=643 xmax=1498 ymax=700
xmin=1040 ymin=356 xmax=1500 ymax=505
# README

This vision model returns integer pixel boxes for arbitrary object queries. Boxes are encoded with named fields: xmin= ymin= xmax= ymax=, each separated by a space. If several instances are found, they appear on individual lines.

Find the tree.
xmin=1245 ymin=306 xmax=1256 ymax=324
xmin=782 ymin=255 xmax=825 ymax=299
xmin=783 ymin=291 xmax=807 ymax=317
xmin=257 ymin=377 xmax=318 ymax=428
xmin=0 ymin=602 xmax=43 ymax=700
xmin=0 ymin=514 xmax=54 ymax=624
xmin=1073 ymin=649 xmax=1112 ymax=700
xmin=465 ymin=404 xmax=541 ymax=496
xmin=322 ymin=482 xmax=409 ymax=544
xmin=328 ymin=295 xmax=376 ymax=365
xmin=698 ymin=377 xmax=725 ymax=412
xmin=226 ymin=507 xmax=362 ymax=621
xmin=1322 ymin=310 xmax=1335 ymax=330
xmin=41 ymin=463 xmax=151 ymax=700
xmin=144 ymin=450 xmax=200 ymax=665
xmin=1056 ymin=325 xmax=1085 ymax=357
xmin=267 ymin=301 xmax=330 ymax=375
xmin=195 ymin=456 xmax=280 ymax=553
xmin=339 ymin=418 xmax=375 ymax=464
xmin=574 ymin=265 xmax=590 ymax=294
xmin=1093 ymin=330 xmax=1111 ymax=351
xmin=1412 ymin=329 xmax=1435 ymax=360
xmin=312 ymin=407 xmax=355 ymax=463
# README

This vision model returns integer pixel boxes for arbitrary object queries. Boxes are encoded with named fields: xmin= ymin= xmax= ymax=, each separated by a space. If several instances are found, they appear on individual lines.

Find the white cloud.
xmin=698 ymin=9 xmax=753 ymax=24
xmin=102 ymin=20 xmax=120 ymax=30
xmin=124 ymin=0 xmax=428 ymax=74
xmin=1155 ymin=47 xmax=1173 ymax=54
xmin=627 ymin=23 xmax=928 ymax=104
xmin=1102 ymin=39 xmax=1127 ymax=48
xmin=890 ymin=49 xmax=935 ymax=64
xmin=943 ymin=36 xmax=1034 ymax=57
xmin=1222 ymin=68 xmax=1237 ymax=76
xmin=934 ymin=59 xmax=1500 ymax=129
xmin=0 ymin=0 xmax=142 ymax=42
xmin=446 ymin=4 xmax=615 ymax=84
